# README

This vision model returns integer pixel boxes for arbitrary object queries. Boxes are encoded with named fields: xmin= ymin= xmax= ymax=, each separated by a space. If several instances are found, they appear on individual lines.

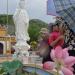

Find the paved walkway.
xmin=0 ymin=56 xmax=13 ymax=63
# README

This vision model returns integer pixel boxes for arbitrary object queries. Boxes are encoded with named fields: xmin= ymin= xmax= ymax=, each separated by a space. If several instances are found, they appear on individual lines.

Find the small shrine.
xmin=0 ymin=25 xmax=16 ymax=55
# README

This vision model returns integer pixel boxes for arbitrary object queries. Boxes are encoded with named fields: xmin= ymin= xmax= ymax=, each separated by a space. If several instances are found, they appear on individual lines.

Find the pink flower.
xmin=43 ymin=46 xmax=75 ymax=75
xmin=61 ymin=67 xmax=73 ymax=75
xmin=43 ymin=61 xmax=55 ymax=70
xmin=64 ymin=56 xmax=75 ymax=67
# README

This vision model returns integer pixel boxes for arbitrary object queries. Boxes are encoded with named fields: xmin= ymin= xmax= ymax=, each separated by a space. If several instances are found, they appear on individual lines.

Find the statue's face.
xmin=19 ymin=0 xmax=26 ymax=9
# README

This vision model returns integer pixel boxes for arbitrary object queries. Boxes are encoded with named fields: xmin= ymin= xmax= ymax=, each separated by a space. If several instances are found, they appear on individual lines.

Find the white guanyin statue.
xmin=13 ymin=0 xmax=30 ymax=61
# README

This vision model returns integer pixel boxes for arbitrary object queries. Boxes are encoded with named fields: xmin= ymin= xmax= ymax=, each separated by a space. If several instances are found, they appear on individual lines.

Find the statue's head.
xmin=19 ymin=0 xmax=26 ymax=9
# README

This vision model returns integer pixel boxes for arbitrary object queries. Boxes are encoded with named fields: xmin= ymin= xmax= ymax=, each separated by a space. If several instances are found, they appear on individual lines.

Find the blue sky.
xmin=0 ymin=0 xmax=55 ymax=23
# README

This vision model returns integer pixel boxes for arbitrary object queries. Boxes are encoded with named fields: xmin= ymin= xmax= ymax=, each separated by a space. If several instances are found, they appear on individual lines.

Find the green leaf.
xmin=2 ymin=60 xmax=23 ymax=74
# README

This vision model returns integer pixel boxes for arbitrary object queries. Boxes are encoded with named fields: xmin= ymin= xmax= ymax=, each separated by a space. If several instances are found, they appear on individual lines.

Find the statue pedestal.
xmin=13 ymin=41 xmax=30 ymax=64
xmin=15 ymin=40 xmax=30 ymax=51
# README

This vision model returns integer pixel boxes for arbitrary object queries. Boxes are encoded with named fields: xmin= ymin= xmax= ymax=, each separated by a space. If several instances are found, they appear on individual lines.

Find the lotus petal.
xmin=61 ymin=67 xmax=73 ymax=75
xmin=64 ymin=56 xmax=75 ymax=67
xmin=43 ymin=61 xmax=55 ymax=70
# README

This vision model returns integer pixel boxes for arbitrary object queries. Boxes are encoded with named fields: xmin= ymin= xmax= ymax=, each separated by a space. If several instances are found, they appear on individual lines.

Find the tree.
xmin=28 ymin=19 xmax=48 ymax=42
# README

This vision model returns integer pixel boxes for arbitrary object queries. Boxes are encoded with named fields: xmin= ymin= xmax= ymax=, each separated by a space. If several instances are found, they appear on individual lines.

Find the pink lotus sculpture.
xmin=43 ymin=46 xmax=75 ymax=75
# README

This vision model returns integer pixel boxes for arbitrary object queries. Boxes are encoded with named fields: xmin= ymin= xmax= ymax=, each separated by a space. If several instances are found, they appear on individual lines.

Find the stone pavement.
xmin=0 ymin=56 xmax=13 ymax=63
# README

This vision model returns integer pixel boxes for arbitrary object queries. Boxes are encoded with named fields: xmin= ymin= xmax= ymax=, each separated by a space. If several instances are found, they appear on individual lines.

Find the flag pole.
xmin=7 ymin=0 xmax=8 ymax=28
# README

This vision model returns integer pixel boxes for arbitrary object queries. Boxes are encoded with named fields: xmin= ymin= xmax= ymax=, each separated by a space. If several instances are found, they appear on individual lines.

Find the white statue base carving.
xmin=13 ymin=44 xmax=30 ymax=64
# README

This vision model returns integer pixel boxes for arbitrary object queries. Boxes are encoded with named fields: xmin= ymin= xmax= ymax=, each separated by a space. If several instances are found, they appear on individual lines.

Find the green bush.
xmin=2 ymin=60 xmax=23 ymax=75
